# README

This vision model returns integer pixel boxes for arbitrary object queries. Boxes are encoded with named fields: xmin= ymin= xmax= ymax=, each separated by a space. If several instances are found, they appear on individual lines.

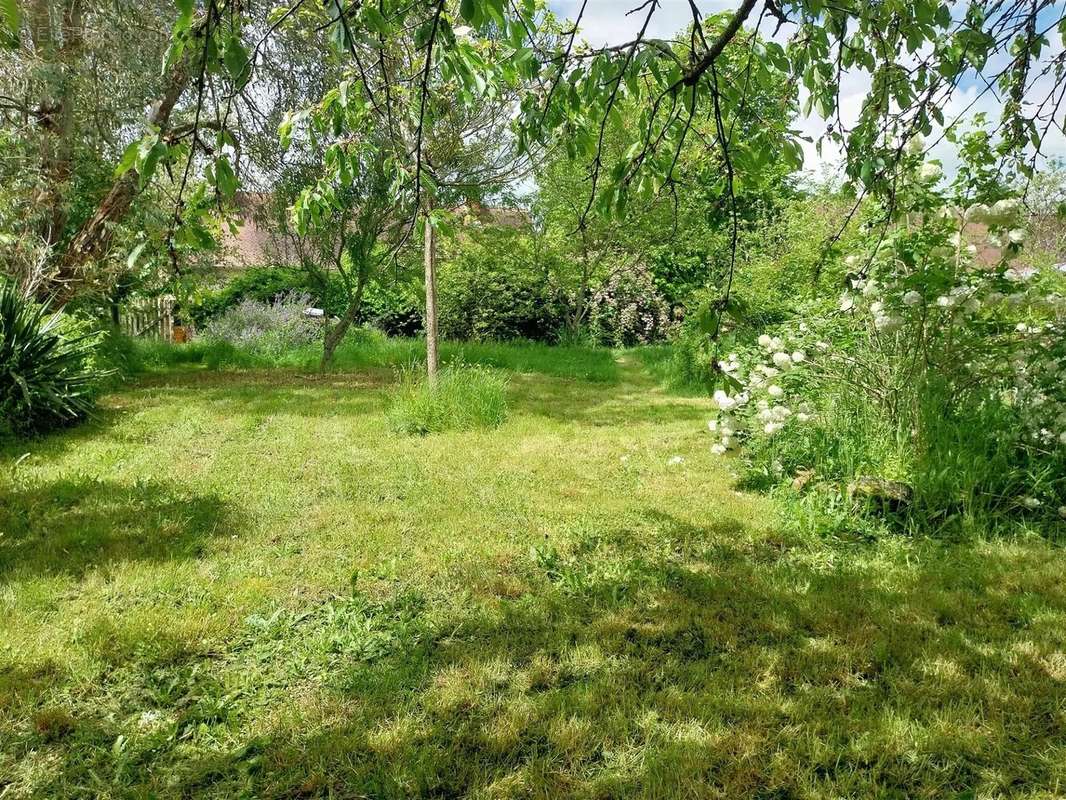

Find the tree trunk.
xmin=50 ymin=33 xmax=193 ymax=301
xmin=31 ymin=0 xmax=85 ymax=248
xmin=320 ymin=273 xmax=367 ymax=369
xmin=423 ymin=207 xmax=439 ymax=383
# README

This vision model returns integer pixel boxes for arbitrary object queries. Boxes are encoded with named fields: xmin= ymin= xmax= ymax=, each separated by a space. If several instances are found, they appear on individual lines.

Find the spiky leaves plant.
xmin=0 ymin=282 xmax=104 ymax=436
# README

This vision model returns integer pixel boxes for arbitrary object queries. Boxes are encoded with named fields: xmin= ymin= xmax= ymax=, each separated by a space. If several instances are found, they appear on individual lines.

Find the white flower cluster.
xmin=703 ymin=146 xmax=1066 ymax=518
xmin=708 ymin=335 xmax=810 ymax=456
xmin=965 ymin=197 xmax=1023 ymax=228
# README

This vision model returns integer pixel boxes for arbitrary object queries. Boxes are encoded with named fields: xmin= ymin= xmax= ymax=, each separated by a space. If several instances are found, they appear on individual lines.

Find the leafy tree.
xmin=0 ymin=0 xmax=186 ymax=298
xmin=278 ymin=0 xmax=545 ymax=376
xmin=516 ymin=0 xmax=1065 ymax=344
xmin=7 ymin=0 xmax=1062 ymax=357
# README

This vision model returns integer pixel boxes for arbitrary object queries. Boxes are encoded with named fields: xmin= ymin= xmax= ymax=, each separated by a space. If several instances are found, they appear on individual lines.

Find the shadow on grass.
xmin=0 ymin=477 xmax=240 ymax=579
xmin=115 ymin=369 xmax=393 ymax=423
xmin=245 ymin=524 xmax=1066 ymax=798
xmin=8 ymin=512 xmax=1066 ymax=798
xmin=0 ymin=400 xmax=136 ymax=465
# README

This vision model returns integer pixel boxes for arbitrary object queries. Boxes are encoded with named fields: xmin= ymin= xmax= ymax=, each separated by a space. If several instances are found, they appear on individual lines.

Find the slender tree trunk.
xmin=32 ymin=0 xmax=85 ymax=249
xmin=569 ymin=229 xmax=592 ymax=338
xmin=320 ymin=272 xmax=367 ymax=369
xmin=423 ymin=205 xmax=439 ymax=383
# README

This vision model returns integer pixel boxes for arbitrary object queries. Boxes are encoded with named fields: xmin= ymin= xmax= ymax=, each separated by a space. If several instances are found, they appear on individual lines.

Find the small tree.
xmin=285 ymin=1 xmax=545 ymax=379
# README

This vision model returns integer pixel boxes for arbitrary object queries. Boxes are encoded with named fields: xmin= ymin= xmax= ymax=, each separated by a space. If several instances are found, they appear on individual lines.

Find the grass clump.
xmin=386 ymin=363 xmax=509 ymax=435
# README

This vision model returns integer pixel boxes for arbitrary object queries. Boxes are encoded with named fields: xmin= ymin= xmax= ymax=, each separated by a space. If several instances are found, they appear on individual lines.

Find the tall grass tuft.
xmin=386 ymin=363 xmax=509 ymax=435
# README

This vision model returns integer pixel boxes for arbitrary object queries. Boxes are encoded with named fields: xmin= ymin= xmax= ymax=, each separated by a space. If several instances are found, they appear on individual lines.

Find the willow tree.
xmin=0 ymin=0 xmax=192 ymax=297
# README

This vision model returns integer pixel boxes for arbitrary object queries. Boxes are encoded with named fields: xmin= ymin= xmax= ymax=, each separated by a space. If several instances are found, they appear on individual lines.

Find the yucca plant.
xmin=0 ymin=281 xmax=104 ymax=436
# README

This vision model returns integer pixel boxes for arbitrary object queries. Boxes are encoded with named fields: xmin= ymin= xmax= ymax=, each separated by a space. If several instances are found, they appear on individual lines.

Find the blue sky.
xmin=548 ymin=0 xmax=1066 ymax=178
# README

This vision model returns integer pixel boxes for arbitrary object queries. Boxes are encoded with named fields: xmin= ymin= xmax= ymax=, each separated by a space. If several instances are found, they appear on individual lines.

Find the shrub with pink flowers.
xmin=587 ymin=264 xmax=674 ymax=347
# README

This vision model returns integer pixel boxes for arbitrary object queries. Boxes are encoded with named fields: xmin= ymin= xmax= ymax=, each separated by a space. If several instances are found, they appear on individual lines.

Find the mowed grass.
xmin=2 ymin=350 xmax=1066 ymax=798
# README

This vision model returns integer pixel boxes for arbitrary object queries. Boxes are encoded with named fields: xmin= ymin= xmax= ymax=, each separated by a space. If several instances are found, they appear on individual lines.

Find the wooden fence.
xmin=120 ymin=294 xmax=176 ymax=341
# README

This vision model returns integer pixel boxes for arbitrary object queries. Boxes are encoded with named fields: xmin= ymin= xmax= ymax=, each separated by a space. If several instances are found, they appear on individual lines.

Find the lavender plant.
xmin=200 ymin=293 xmax=322 ymax=356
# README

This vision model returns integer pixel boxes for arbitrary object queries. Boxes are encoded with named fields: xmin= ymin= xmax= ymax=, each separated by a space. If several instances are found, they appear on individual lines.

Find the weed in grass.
xmin=385 ymin=363 xmax=509 ymax=435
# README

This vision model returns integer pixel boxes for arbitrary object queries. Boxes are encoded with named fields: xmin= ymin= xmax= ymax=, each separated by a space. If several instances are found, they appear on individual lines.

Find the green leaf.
xmin=362 ymin=5 xmax=389 ymax=35
xmin=859 ymin=158 xmax=874 ymax=187
xmin=176 ymin=222 xmax=215 ymax=250
xmin=460 ymin=0 xmax=477 ymax=23
xmin=223 ymin=35 xmax=251 ymax=89
xmin=327 ymin=0 xmax=351 ymax=53
xmin=214 ymin=156 xmax=238 ymax=199
xmin=278 ymin=114 xmax=294 ymax=149
xmin=720 ymin=373 xmax=743 ymax=392
xmin=175 ymin=0 xmax=194 ymax=16
xmin=114 ymin=140 xmax=141 ymax=177
xmin=126 ymin=241 xmax=148 ymax=271
xmin=695 ymin=303 xmax=719 ymax=335
xmin=138 ymin=140 xmax=167 ymax=189
xmin=1 ymin=0 xmax=19 ymax=44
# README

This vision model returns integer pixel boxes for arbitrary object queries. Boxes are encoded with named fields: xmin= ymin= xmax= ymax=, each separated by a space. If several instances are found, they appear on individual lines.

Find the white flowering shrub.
xmin=708 ymin=334 xmax=811 ymax=455
xmin=707 ymin=133 xmax=1066 ymax=530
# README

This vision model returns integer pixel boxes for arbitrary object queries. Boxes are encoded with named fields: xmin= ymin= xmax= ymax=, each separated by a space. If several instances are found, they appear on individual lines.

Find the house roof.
xmin=218 ymin=192 xmax=301 ymax=269
xmin=218 ymin=193 xmax=531 ymax=268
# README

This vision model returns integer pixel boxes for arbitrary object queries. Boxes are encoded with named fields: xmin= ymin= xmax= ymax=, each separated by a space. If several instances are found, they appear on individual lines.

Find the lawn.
xmin=3 ymin=350 xmax=1066 ymax=798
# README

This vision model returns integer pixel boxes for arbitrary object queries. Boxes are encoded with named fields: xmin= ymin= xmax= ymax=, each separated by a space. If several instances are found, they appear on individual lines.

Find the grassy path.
xmin=2 ymin=358 xmax=1066 ymax=798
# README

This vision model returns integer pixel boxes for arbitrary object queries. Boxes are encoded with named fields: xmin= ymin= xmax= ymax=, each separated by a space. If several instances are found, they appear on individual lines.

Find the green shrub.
xmin=362 ymin=277 xmax=423 ymax=337
xmin=437 ymin=229 xmax=564 ymax=342
xmin=0 ymin=282 xmax=108 ymax=437
xmin=386 ymin=364 xmax=509 ymax=435
xmin=187 ymin=266 xmax=346 ymax=325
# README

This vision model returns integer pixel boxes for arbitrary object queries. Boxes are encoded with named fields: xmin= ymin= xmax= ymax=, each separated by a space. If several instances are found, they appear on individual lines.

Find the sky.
xmin=548 ymin=0 xmax=1066 ymax=181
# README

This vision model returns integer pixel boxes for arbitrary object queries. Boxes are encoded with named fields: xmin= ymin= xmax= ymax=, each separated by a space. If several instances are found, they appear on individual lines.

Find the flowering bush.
xmin=201 ymin=293 xmax=322 ymax=356
xmin=588 ymin=264 xmax=674 ymax=346
xmin=707 ymin=134 xmax=1066 ymax=530
xmin=708 ymin=334 xmax=811 ymax=455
